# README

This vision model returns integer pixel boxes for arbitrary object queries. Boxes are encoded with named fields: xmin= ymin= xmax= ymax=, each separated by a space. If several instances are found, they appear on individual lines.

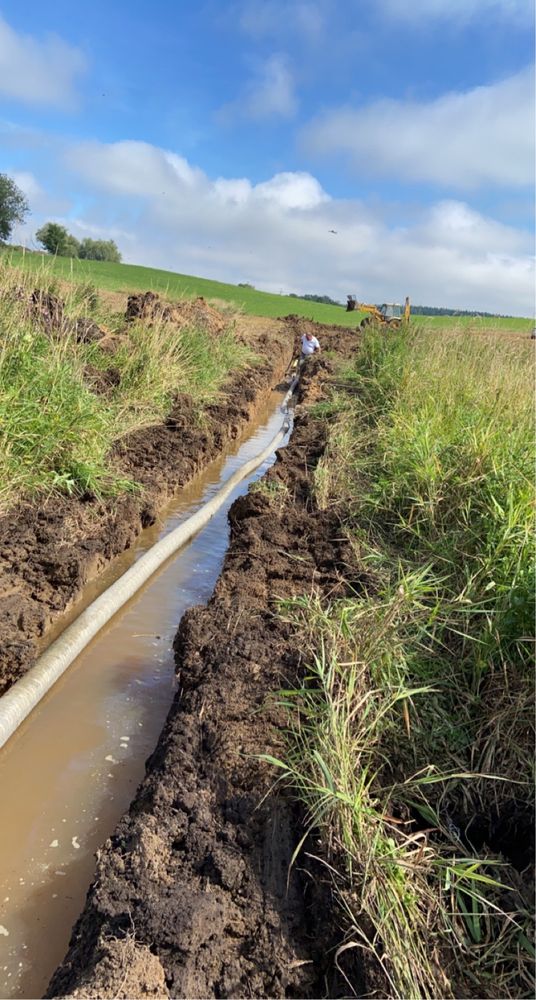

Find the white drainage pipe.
xmin=0 ymin=413 xmax=293 ymax=751
xmin=282 ymin=373 xmax=299 ymax=408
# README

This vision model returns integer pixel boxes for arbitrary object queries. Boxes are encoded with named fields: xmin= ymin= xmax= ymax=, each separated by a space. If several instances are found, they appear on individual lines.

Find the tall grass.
xmin=324 ymin=327 xmax=534 ymax=677
xmin=271 ymin=325 xmax=535 ymax=997
xmin=0 ymin=261 xmax=252 ymax=511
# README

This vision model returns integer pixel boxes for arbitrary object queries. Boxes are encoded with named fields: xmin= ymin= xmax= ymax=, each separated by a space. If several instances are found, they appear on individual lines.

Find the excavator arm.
xmin=355 ymin=302 xmax=383 ymax=321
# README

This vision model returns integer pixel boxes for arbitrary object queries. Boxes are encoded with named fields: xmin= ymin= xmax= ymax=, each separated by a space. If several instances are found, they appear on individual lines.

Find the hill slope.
xmin=5 ymin=248 xmax=532 ymax=331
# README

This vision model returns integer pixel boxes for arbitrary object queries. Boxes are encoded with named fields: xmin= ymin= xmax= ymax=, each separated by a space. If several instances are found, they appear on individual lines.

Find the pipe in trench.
xmin=0 ymin=382 xmax=297 ymax=752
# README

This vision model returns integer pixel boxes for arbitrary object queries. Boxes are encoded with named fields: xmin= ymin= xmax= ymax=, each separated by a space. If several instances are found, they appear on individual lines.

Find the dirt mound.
xmin=73 ymin=316 xmax=107 ymax=344
xmin=30 ymin=289 xmax=65 ymax=331
xmin=47 ymin=358 xmax=370 ymax=999
xmin=125 ymin=291 xmax=227 ymax=336
xmin=83 ymin=363 xmax=122 ymax=395
xmin=10 ymin=287 xmax=107 ymax=341
xmin=125 ymin=290 xmax=176 ymax=323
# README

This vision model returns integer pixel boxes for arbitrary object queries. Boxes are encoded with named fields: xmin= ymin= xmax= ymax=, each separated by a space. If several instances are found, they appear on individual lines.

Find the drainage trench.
xmin=0 ymin=386 xmax=292 ymax=1000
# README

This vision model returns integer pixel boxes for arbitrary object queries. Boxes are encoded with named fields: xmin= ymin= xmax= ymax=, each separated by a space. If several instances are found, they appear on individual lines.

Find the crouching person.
xmin=300 ymin=331 xmax=321 ymax=363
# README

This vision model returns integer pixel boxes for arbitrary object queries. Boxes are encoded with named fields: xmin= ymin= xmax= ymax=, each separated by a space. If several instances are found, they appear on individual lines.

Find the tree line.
xmin=35 ymin=222 xmax=121 ymax=262
xmin=410 ymin=304 xmax=514 ymax=318
xmin=288 ymin=292 xmax=342 ymax=306
xmin=0 ymin=172 xmax=122 ymax=262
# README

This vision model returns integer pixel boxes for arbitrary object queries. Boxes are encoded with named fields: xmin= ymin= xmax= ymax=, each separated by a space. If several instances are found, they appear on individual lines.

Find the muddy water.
xmin=0 ymin=389 xmax=291 ymax=1000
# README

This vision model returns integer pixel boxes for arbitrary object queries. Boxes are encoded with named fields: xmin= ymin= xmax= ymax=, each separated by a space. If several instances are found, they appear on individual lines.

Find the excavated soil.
xmin=46 ymin=352 xmax=370 ymax=1000
xmin=125 ymin=291 xmax=227 ymax=336
xmin=0 ymin=315 xmax=290 ymax=695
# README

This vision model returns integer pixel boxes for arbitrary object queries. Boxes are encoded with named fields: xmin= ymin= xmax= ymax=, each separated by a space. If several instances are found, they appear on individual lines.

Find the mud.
xmin=46 ymin=352 xmax=368 ymax=999
xmin=0 ymin=316 xmax=289 ymax=695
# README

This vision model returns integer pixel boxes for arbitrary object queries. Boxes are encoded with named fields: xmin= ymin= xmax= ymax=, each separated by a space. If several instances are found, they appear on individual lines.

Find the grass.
xmin=4 ymin=247 xmax=533 ymax=333
xmin=268 ymin=325 xmax=534 ymax=998
xmin=0 ymin=259 xmax=253 ymax=511
xmin=250 ymin=475 xmax=290 ymax=511
xmin=417 ymin=313 xmax=532 ymax=332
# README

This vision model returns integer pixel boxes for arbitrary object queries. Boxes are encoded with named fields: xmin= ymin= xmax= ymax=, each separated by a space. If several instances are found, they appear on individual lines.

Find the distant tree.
xmin=0 ymin=174 xmax=29 ymax=242
xmin=302 ymin=293 xmax=342 ymax=306
xmin=412 ymin=305 xmax=510 ymax=318
xmin=238 ymin=282 xmax=254 ymax=289
xmin=289 ymin=292 xmax=343 ymax=306
xmin=78 ymin=238 xmax=121 ymax=263
xmin=36 ymin=222 xmax=77 ymax=256
xmin=63 ymin=234 xmax=81 ymax=257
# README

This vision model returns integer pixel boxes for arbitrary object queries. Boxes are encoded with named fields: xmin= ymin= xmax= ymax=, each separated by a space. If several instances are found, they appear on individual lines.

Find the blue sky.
xmin=1 ymin=0 xmax=534 ymax=313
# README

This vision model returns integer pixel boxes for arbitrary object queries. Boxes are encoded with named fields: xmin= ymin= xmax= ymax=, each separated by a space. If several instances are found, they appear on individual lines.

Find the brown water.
xmin=0 ymin=389 xmax=291 ymax=1000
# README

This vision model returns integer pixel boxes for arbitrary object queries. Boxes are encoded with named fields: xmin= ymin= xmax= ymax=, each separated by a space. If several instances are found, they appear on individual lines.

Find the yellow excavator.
xmin=346 ymin=295 xmax=411 ymax=328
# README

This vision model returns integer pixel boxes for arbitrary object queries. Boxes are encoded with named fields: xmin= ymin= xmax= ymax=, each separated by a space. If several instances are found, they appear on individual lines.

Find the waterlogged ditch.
xmin=46 ymin=354 xmax=363 ymax=1000
xmin=0 ymin=388 xmax=291 ymax=1000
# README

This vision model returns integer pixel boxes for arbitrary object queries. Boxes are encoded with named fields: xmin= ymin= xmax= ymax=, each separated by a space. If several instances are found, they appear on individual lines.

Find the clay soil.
xmin=0 ymin=314 xmax=292 ymax=696
xmin=46 ymin=340 xmax=368 ymax=999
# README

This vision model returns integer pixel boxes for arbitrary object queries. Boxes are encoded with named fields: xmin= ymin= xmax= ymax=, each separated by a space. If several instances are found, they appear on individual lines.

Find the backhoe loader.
xmin=346 ymin=295 xmax=410 ymax=328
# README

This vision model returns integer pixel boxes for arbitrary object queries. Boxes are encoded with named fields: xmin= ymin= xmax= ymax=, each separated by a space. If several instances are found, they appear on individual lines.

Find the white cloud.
xmin=254 ymin=172 xmax=329 ymax=209
xmin=213 ymin=178 xmax=253 ymax=206
xmin=238 ymin=0 xmax=325 ymax=40
xmin=0 ymin=15 xmax=87 ymax=109
xmin=379 ymin=0 xmax=533 ymax=24
xmin=10 ymin=172 xmax=44 ymax=205
xmin=237 ymin=0 xmax=532 ymax=39
xmin=67 ymin=140 xmax=204 ymax=196
xmin=67 ymin=140 xmax=326 ymax=209
xmin=302 ymin=68 xmax=534 ymax=189
xmin=59 ymin=138 xmax=534 ymax=316
xmin=9 ymin=171 xmax=71 ymax=219
xmin=420 ymin=200 xmax=530 ymax=254
xmin=219 ymin=53 xmax=298 ymax=122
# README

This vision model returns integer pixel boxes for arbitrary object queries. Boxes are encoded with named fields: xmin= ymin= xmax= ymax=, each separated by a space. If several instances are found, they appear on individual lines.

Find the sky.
xmin=0 ymin=0 xmax=534 ymax=314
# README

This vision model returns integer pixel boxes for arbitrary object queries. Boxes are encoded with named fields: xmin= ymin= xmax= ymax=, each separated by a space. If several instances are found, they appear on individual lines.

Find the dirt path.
xmin=46 ymin=342 xmax=366 ymax=1000
xmin=0 ymin=316 xmax=290 ymax=695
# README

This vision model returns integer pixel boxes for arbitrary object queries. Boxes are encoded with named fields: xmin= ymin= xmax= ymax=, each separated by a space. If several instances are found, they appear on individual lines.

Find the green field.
xmin=4 ymin=248 xmax=532 ymax=332
xmin=419 ymin=312 xmax=532 ymax=332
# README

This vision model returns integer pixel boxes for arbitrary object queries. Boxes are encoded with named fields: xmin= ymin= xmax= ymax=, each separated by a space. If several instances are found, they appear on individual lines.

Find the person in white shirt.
xmin=300 ymin=331 xmax=320 ymax=360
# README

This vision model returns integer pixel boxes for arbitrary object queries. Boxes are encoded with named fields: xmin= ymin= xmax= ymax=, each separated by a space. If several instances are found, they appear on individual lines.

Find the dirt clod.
xmin=73 ymin=316 xmax=107 ymax=344
xmin=30 ymin=289 xmax=65 ymax=331
xmin=65 ymin=935 xmax=169 ymax=999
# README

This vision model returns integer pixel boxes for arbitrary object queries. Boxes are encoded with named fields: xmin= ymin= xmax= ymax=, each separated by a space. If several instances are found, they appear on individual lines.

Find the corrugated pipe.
xmin=0 ymin=385 xmax=297 ymax=751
